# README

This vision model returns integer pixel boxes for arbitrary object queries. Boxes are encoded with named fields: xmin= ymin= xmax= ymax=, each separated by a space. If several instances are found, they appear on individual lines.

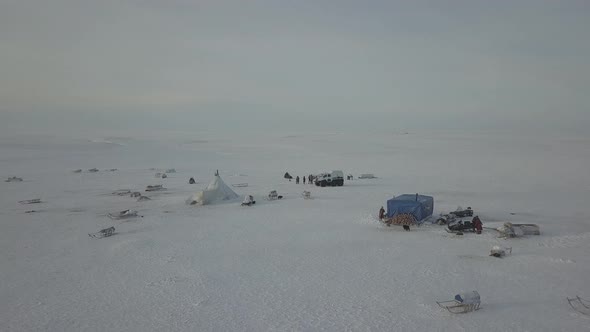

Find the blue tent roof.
xmin=386 ymin=194 xmax=434 ymax=222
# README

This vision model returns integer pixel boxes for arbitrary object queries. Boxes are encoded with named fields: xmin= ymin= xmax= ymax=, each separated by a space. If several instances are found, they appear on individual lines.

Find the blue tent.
xmin=386 ymin=194 xmax=434 ymax=222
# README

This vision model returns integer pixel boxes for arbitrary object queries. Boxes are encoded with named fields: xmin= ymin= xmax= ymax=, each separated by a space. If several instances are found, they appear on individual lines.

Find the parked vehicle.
xmin=314 ymin=170 xmax=344 ymax=187
xmin=450 ymin=207 xmax=473 ymax=218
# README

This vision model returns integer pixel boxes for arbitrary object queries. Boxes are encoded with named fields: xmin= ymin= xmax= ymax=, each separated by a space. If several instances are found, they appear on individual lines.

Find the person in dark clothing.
xmin=189 ymin=177 xmax=195 ymax=184
xmin=303 ymin=176 xmax=306 ymax=184
xmin=296 ymin=176 xmax=300 ymax=184
xmin=379 ymin=206 xmax=385 ymax=220
xmin=472 ymin=215 xmax=483 ymax=234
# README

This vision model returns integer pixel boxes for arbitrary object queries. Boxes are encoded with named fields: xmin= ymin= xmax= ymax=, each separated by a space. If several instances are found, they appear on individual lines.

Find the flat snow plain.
xmin=1 ymin=131 xmax=589 ymax=331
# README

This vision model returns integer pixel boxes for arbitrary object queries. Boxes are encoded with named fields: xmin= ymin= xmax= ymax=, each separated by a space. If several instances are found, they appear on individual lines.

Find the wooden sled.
xmin=108 ymin=210 xmax=139 ymax=220
xmin=512 ymin=224 xmax=540 ymax=235
xmin=267 ymin=190 xmax=283 ymax=201
xmin=112 ymin=189 xmax=132 ymax=196
xmin=490 ymin=246 xmax=512 ymax=258
xmin=437 ymin=291 xmax=481 ymax=314
xmin=89 ymin=227 xmax=115 ymax=238
xmin=146 ymin=185 xmax=166 ymax=192
xmin=382 ymin=213 xmax=417 ymax=227
xmin=568 ymin=296 xmax=590 ymax=315
xmin=5 ymin=177 xmax=23 ymax=182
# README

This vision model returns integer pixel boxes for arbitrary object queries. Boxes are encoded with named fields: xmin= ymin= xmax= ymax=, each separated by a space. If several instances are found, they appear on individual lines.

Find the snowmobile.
xmin=449 ymin=207 xmax=473 ymax=218
xmin=436 ymin=214 xmax=457 ymax=225
xmin=446 ymin=219 xmax=476 ymax=233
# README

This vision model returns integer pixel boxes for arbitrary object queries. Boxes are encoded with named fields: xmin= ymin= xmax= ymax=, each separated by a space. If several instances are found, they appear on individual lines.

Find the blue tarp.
xmin=386 ymin=194 xmax=434 ymax=222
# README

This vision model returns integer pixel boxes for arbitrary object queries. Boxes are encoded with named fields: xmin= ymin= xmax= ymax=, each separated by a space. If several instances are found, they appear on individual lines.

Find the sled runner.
xmin=19 ymin=199 xmax=42 ymax=205
xmin=437 ymin=291 xmax=481 ymax=314
xmin=567 ymin=296 xmax=590 ymax=315
xmin=89 ymin=226 xmax=115 ymax=238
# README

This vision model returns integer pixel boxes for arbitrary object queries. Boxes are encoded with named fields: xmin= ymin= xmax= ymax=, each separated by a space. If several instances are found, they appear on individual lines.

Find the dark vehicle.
xmin=446 ymin=219 xmax=476 ymax=233
xmin=449 ymin=207 xmax=473 ymax=218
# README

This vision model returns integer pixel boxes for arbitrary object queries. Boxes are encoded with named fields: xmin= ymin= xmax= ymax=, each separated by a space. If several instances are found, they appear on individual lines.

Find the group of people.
xmin=295 ymin=175 xmax=315 ymax=184
xmin=285 ymin=173 xmax=315 ymax=184
xmin=285 ymin=172 xmax=316 ymax=185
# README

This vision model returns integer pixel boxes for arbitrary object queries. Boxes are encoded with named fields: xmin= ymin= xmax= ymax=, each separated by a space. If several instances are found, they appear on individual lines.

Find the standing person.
xmin=303 ymin=176 xmax=306 ymax=184
xmin=472 ymin=215 xmax=483 ymax=234
xmin=379 ymin=206 xmax=385 ymax=220
xmin=309 ymin=174 xmax=312 ymax=184
xmin=296 ymin=176 xmax=300 ymax=184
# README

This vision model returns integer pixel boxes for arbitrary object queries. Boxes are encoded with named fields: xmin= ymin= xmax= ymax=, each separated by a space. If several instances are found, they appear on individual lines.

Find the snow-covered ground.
xmin=1 ymin=130 xmax=589 ymax=331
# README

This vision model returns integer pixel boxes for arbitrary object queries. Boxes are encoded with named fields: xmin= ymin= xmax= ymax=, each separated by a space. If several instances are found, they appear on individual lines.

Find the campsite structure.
xmin=186 ymin=171 xmax=239 ymax=205
xmin=382 ymin=194 xmax=434 ymax=226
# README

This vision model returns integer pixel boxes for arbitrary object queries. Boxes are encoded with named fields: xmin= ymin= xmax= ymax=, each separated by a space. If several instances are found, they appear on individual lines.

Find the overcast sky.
xmin=1 ymin=0 xmax=589 ymax=133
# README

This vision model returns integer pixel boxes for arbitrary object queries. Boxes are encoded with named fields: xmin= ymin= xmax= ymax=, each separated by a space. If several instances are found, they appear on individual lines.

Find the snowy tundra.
xmin=1 ymin=131 xmax=589 ymax=331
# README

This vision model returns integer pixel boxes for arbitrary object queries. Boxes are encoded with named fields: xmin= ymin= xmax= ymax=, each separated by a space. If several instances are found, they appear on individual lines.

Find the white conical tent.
xmin=186 ymin=173 xmax=239 ymax=205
